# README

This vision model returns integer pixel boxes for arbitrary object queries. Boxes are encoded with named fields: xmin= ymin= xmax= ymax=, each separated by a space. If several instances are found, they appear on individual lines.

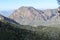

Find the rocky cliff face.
xmin=9 ymin=6 xmax=60 ymax=26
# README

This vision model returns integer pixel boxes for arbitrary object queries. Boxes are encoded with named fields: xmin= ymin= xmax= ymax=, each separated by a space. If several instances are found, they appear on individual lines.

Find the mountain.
xmin=9 ymin=6 xmax=44 ymax=26
xmin=9 ymin=6 xmax=60 ymax=26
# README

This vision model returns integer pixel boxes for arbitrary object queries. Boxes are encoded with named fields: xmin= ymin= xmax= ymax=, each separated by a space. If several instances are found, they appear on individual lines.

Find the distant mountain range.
xmin=0 ymin=10 xmax=13 ymax=17
xmin=8 ymin=6 xmax=60 ymax=26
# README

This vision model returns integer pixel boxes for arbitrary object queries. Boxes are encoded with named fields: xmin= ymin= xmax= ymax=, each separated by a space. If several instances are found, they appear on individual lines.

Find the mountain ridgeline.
xmin=0 ymin=14 xmax=19 ymax=25
xmin=9 ymin=6 xmax=60 ymax=26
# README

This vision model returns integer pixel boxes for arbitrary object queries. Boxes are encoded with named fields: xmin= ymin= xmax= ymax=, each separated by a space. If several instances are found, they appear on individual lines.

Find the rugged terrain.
xmin=9 ymin=6 xmax=60 ymax=26
xmin=0 ymin=17 xmax=60 ymax=40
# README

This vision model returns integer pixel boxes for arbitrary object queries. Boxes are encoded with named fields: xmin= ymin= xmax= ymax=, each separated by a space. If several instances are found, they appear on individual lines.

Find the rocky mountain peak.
xmin=9 ymin=6 xmax=60 ymax=26
xmin=18 ymin=6 xmax=35 ymax=9
xmin=9 ymin=6 xmax=43 ymax=26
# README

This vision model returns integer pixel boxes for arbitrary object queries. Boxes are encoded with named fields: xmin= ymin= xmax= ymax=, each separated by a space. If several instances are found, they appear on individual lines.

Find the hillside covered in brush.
xmin=0 ymin=20 xmax=60 ymax=40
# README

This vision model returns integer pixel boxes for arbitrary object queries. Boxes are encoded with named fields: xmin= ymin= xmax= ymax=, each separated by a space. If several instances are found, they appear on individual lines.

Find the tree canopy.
xmin=57 ymin=0 xmax=60 ymax=5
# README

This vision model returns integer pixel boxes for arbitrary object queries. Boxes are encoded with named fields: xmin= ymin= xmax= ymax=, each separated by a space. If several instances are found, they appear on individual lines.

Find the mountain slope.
xmin=1 ymin=19 xmax=60 ymax=40
xmin=9 ymin=6 xmax=60 ymax=26
xmin=9 ymin=6 xmax=46 ymax=26
xmin=0 ymin=14 xmax=19 ymax=25
xmin=0 ymin=18 xmax=46 ymax=40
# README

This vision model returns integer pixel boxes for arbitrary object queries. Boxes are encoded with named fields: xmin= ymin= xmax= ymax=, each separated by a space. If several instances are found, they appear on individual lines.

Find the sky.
xmin=0 ymin=0 xmax=59 ymax=17
xmin=0 ymin=0 xmax=59 ymax=10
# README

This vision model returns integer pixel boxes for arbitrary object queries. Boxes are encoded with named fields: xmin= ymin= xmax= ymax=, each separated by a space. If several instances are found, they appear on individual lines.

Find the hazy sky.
xmin=0 ymin=0 xmax=59 ymax=17
xmin=0 ymin=0 xmax=58 ymax=10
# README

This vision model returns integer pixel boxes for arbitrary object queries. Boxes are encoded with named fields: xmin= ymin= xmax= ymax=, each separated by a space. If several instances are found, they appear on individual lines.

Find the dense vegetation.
xmin=0 ymin=21 xmax=60 ymax=40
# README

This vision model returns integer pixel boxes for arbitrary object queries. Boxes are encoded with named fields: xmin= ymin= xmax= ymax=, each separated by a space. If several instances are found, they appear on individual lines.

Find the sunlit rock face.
xmin=9 ymin=6 xmax=44 ymax=26
xmin=9 ymin=6 xmax=60 ymax=26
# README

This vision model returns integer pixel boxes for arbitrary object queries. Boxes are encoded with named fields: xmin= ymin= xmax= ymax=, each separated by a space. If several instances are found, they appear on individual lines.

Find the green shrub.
xmin=0 ymin=21 xmax=60 ymax=40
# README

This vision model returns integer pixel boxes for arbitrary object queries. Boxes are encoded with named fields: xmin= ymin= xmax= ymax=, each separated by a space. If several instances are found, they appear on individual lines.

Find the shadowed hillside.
xmin=0 ymin=20 xmax=60 ymax=40
xmin=0 ymin=20 xmax=44 ymax=40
